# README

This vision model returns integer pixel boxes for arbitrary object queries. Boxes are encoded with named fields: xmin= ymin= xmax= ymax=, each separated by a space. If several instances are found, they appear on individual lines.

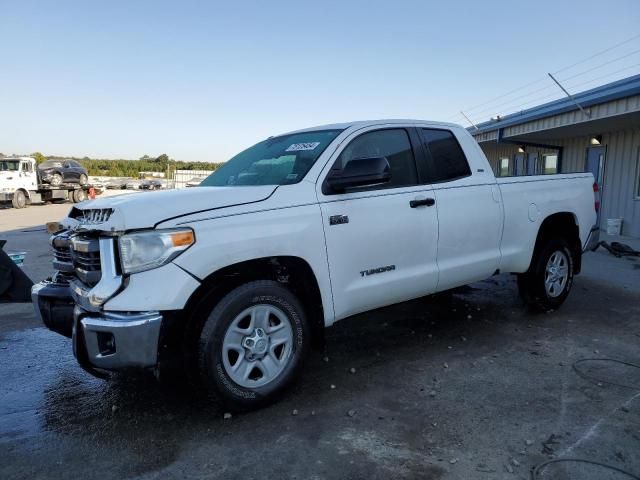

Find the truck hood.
xmin=66 ymin=186 xmax=277 ymax=231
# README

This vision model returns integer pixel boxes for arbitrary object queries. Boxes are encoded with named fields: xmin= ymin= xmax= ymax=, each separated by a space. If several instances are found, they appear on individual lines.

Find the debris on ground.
xmin=223 ymin=412 xmax=232 ymax=420
xmin=542 ymin=433 xmax=561 ymax=454
xmin=349 ymin=367 xmax=356 ymax=374
xmin=449 ymin=458 xmax=458 ymax=464
xmin=443 ymin=363 xmax=449 ymax=369
xmin=292 ymin=409 xmax=298 ymax=416
xmin=525 ymin=439 xmax=534 ymax=446
xmin=330 ymin=384 xmax=336 ymax=389
xmin=347 ymin=409 xmax=357 ymax=417
xmin=596 ymin=241 xmax=640 ymax=257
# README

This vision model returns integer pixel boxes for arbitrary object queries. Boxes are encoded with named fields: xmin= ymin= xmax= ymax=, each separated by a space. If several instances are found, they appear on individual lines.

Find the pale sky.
xmin=1 ymin=0 xmax=639 ymax=162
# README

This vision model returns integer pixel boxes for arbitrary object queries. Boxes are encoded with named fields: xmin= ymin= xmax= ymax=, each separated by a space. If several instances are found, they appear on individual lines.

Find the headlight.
xmin=118 ymin=228 xmax=195 ymax=274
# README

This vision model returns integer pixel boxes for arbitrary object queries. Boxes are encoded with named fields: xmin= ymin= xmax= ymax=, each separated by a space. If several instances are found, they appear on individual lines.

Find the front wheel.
xmin=518 ymin=238 xmax=575 ymax=312
xmin=50 ymin=173 xmax=63 ymax=186
xmin=79 ymin=174 xmax=88 ymax=185
xmin=12 ymin=190 xmax=27 ymax=209
xmin=198 ymin=280 xmax=310 ymax=411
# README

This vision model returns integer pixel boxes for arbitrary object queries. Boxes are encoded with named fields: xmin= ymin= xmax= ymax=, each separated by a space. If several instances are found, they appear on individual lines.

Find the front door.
xmin=318 ymin=127 xmax=439 ymax=321
xmin=586 ymin=146 xmax=606 ymax=223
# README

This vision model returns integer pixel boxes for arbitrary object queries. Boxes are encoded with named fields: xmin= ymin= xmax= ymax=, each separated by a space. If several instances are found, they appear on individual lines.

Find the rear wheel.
xmin=11 ymin=190 xmax=27 ymax=209
xmin=518 ymin=237 xmax=575 ymax=312
xmin=198 ymin=280 xmax=309 ymax=411
xmin=72 ymin=189 xmax=87 ymax=203
xmin=50 ymin=173 xmax=63 ymax=186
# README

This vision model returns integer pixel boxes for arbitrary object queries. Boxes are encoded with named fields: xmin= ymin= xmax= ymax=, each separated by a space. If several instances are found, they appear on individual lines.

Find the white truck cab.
xmin=0 ymin=157 xmax=38 ymax=208
xmin=32 ymin=119 xmax=599 ymax=410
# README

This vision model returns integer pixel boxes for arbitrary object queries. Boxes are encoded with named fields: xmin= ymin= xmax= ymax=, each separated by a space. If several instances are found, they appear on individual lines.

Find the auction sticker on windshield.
xmin=286 ymin=142 xmax=320 ymax=152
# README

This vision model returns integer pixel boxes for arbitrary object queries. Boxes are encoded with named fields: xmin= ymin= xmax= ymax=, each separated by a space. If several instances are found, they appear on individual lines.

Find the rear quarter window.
xmin=420 ymin=129 xmax=471 ymax=183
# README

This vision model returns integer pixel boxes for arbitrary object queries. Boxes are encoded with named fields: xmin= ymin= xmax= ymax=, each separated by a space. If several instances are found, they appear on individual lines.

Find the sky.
xmin=1 ymin=0 xmax=639 ymax=162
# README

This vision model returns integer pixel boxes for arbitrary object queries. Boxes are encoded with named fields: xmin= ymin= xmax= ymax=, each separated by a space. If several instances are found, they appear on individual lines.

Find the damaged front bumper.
xmin=32 ymin=278 xmax=163 ymax=372
xmin=73 ymin=307 xmax=162 ymax=370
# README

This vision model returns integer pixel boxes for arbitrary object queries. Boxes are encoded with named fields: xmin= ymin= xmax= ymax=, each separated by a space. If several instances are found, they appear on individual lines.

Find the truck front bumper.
xmin=73 ymin=307 xmax=162 ymax=370
xmin=33 ymin=279 xmax=163 ymax=371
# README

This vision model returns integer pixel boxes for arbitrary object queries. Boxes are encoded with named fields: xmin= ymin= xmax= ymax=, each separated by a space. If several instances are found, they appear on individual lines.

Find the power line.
xmin=456 ymin=32 xmax=640 ymax=117
xmin=467 ymin=51 xmax=640 ymax=120
xmin=560 ymin=48 xmax=640 ymax=82
xmin=553 ymin=32 xmax=640 ymax=74
xmin=467 ymin=62 xmax=640 ymax=122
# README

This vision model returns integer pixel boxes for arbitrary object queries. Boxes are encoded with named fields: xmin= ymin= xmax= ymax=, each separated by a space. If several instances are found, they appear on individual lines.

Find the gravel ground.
xmin=1 ymin=202 xmax=639 ymax=480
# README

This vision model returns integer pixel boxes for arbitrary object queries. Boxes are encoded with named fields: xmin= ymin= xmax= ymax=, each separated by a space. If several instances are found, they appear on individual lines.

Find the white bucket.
xmin=606 ymin=218 xmax=623 ymax=236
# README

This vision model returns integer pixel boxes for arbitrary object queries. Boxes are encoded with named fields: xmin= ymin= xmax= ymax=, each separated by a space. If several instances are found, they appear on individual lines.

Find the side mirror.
xmin=327 ymin=156 xmax=391 ymax=193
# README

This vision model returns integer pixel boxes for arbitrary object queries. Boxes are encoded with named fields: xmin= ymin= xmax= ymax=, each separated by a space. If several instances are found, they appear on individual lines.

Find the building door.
xmin=514 ymin=154 xmax=525 ymax=176
xmin=526 ymin=153 xmax=538 ymax=175
xmin=586 ymin=146 xmax=606 ymax=224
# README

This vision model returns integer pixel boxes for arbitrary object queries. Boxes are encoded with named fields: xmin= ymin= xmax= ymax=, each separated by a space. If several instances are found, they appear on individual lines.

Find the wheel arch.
xmin=179 ymin=256 xmax=326 ymax=359
xmin=530 ymin=212 xmax=582 ymax=274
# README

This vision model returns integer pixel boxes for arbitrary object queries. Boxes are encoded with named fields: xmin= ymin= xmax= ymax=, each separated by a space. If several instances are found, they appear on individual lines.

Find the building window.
xmin=635 ymin=148 xmax=640 ymax=199
xmin=498 ymin=158 xmax=510 ymax=177
xmin=543 ymin=154 xmax=558 ymax=174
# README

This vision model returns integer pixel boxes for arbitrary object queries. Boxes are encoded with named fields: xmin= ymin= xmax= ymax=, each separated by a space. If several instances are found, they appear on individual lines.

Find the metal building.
xmin=471 ymin=74 xmax=640 ymax=238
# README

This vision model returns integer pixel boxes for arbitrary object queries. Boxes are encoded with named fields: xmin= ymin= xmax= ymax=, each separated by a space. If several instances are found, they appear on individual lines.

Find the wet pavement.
xmin=1 ymin=212 xmax=640 ymax=479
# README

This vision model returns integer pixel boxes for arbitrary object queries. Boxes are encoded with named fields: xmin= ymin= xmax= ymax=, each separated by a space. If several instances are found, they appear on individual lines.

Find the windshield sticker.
xmin=285 ymin=142 xmax=320 ymax=152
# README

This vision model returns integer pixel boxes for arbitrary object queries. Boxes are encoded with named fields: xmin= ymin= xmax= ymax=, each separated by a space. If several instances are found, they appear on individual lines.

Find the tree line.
xmin=24 ymin=152 xmax=222 ymax=178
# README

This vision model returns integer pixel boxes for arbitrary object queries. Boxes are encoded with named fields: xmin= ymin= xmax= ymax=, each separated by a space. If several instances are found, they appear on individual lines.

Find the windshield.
xmin=0 ymin=160 xmax=20 ymax=171
xmin=201 ymin=129 xmax=342 ymax=187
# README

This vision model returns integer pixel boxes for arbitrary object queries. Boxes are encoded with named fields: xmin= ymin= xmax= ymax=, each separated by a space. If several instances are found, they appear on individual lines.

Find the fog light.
xmin=97 ymin=332 xmax=116 ymax=355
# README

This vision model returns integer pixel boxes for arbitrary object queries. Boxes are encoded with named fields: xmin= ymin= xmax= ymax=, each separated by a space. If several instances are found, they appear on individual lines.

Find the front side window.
xmin=201 ymin=129 xmax=342 ymax=187
xmin=420 ymin=129 xmax=471 ymax=182
xmin=332 ymin=129 xmax=417 ymax=190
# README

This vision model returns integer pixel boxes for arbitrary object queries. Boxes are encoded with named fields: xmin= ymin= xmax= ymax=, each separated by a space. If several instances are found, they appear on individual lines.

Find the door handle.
xmin=410 ymin=198 xmax=435 ymax=208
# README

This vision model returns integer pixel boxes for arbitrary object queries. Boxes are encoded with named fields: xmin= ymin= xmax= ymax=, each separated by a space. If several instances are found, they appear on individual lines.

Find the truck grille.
xmin=69 ymin=207 xmax=114 ymax=225
xmin=70 ymin=236 xmax=102 ymax=287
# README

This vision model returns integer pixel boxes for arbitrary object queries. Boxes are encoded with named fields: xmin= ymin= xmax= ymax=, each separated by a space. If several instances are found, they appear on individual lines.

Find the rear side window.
xmin=420 ymin=129 xmax=471 ymax=182
xmin=333 ymin=129 xmax=417 ymax=190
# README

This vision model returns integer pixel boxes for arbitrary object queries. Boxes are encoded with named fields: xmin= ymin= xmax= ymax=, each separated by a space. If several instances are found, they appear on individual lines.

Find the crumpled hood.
xmin=66 ymin=186 xmax=277 ymax=231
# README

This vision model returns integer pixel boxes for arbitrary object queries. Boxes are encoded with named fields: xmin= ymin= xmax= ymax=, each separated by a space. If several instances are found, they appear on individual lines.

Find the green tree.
xmin=31 ymin=152 xmax=47 ymax=164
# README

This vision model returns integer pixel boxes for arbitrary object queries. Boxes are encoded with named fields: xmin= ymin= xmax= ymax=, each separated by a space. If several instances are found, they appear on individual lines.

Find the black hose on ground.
xmin=531 ymin=458 xmax=640 ymax=479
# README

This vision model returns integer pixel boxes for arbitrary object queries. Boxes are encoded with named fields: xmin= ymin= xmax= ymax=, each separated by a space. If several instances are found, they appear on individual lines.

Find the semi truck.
xmin=32 ymin=119 xmax=600 ymax=410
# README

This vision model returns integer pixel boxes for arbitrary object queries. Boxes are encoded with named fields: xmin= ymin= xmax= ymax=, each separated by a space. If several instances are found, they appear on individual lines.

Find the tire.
xmin=72 ymin=189 xmax=87 ymax=203
xmin=518 ymin=237 xmax=575 ymax=312
xmin=198 ymin=280 xmax=310 ymax=411
xmin=79 ymin=174 xmax=88 ymax=185
xmin=12 ymin=190 xmax=27 ymax=209
xmin=50 ymin=173 xmax=63 ymax=186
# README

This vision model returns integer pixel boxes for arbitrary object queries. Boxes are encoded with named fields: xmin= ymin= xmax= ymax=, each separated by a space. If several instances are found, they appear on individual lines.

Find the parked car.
xmin=185 ymin=176 xmax=204 ymax=187
xmin=141 ymin=179 xmax=163 ymax=190
xmin=38 ymin=159 xmax=88 ymax=186
xmin=125 ymin=180 xmax=142 ymax=190
xmin=33 ymin=119 xmax=599 ymax=411
xmin=105 ymin=179 xmax=128 ymax=189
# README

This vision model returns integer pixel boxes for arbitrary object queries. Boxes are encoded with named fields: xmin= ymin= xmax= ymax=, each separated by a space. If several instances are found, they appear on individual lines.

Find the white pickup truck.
xmin=32 ymin=120 xmax=599 ymax=410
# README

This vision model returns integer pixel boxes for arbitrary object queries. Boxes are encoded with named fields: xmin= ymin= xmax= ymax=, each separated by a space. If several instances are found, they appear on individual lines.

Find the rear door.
xmin=417 ymin=128 xmax=503 ymax=291
xmin=317 ymin=126 xmax=439 ymax=321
